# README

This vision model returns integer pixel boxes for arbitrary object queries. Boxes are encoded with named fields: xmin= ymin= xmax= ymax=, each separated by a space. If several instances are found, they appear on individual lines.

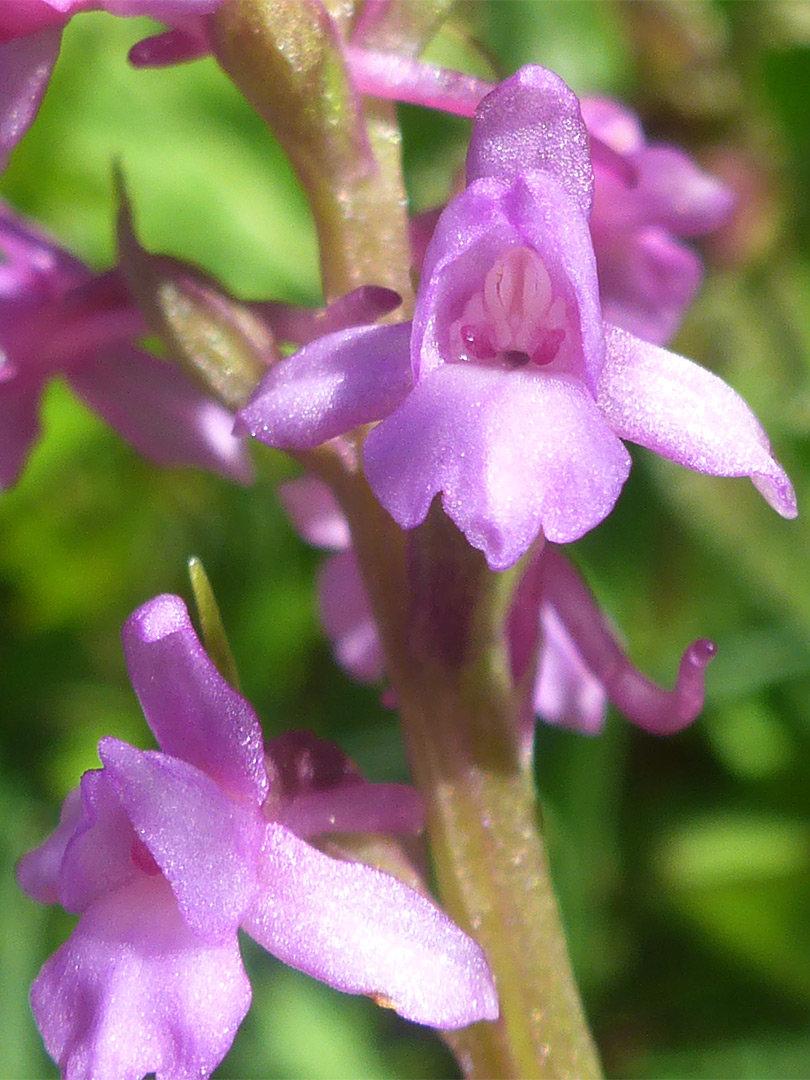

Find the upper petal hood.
xmin=467 ymin=65 xmax=594 ymax=216
xmin=413 ymin=172 xmax=604 ymax=387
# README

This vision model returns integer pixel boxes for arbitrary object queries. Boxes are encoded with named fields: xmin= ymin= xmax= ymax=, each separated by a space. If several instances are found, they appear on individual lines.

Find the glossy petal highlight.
xmin=244 ymin=824 xmax=499 ymax=1029
xmin=238 ymin=321 xmax=413 ymax=450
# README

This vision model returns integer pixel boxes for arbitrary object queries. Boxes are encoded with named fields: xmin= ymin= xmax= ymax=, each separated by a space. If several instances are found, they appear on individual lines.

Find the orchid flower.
xmin=0 ymin=200 xmax=251 ymax=488
xmin=17 ymin=593 xmax=498 ymax=1080
xmin=238 ymin=66 xmax=795 ymax=572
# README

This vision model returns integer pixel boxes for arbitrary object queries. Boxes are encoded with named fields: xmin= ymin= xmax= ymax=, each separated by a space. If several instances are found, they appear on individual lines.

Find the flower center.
xmin=450 ymin=246 xmax=568 ymax=369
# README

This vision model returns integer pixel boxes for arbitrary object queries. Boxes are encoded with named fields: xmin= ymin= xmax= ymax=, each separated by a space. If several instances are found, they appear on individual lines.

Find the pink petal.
xmin=58 ymin=769 xmax=138 ymax=914
xmin=31 ymin=874 xmax=251 ymax=1080
xmin=346 ymin=46 xmax=490 ymax=117
xmin=264 ymin=731 xmax=422 ymax=838
xmin=255 ymin=285 xmax=401 ymax=346
xmin=277 ymin=782 xmax=423 ymax=840
xmin=122 ymin=594 xmax=269 ymax=805
xmin=579 ymin=97 xmax=645 ymax=156
xmin=318 ymin=549 xmax=384 ymax=682
xmin=17 ymin=787 xmax=83 ymax=905
xmin=67 ymin=345 xmax=253 ymax=484
xmin=364 ymin=363 xmax=631 ymax=570
xmin=534 ymin=605 xmax=607 ymax=735
xmin=128 ymin=24 xmax=210 ymax=68
xmin=0 ymin=27 xmax=61 ymax=168
xmin=598 ymin=324 xmax=797 ymax=517
xmin=278 ymin=475 xmax=351 ymax=551
xmin=0 ymin=198 xmax=86 ymax=297
xmin=237 ymin=321 xmax=413 ymax=450
xmin=0 ymin=376 xmax=41 ymax=489
xmin=466 ymin=65 xmax=594 ymax=216
xmin=633 ymin=146 xmax=735 ymax=236
xmin=243 ymin=823 xmax=498 ymax=1029
xmin=98 ymin=738 xmax=264 ymax=943
xmin=595 ymin=227 xmax=703 ymax=346
xmin=541 ymin=547 xmax=716 ymax=735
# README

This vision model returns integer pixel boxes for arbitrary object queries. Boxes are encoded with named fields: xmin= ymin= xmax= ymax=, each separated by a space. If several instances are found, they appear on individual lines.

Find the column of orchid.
xmin=4 ymin=3 xmax=796 ymax=1080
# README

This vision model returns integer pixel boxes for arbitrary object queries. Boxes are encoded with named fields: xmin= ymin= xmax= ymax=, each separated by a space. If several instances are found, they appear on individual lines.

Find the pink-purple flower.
xmin=0 ymin=200 xmax=251 ymax=488
xmin=17 ymin=593 xmax=498 ymax=1080
xmin=238 ymin=65 xmax=795 ymax=572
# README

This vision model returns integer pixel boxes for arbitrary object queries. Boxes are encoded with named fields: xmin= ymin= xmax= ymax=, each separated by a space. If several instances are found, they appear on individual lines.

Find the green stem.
xmin=324 ymin=475 xmax=602 ymax=1079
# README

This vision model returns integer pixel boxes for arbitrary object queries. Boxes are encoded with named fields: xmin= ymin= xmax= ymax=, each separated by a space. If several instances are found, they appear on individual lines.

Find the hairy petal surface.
xmin=243 ymin=823 xmax=498 ymax=1029
xmin=122 ymin=594 xmax=268 ymax=804
xmin=467 ymin=65 xmax=593 ymax=215
xmin=31 ymin=874 xmax=250 ymax=1080
xmin=98 ymin=738 xmax=263 ymax=943
xmin=238 ymin=321 xmax=413 ymax=450
xmin=598 ymin=324 xmax=797 ymax=517
xmin=67 ymin=346 xmax=253 ymax=484
xmin=364 ymin=363 xmax=631 ymax=570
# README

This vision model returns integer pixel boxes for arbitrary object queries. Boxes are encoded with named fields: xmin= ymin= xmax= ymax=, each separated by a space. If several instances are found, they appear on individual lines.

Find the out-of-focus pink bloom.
xmin=0 ymin=2 xmax=221 ymax=167
xmin=17 ymin=594 xmax=498 ymax=1080
xmin=0 ymin=201 xmax=251 ymax=488
xmin=280 ymin=475 xmax=713 ymax=739
xmin=279 ymin=475 xmax=385 ymax=684
xmin=580 ymin=97 xmax=734 ymax=343
xmin=239 ymin=67 xmax=795 ymax=572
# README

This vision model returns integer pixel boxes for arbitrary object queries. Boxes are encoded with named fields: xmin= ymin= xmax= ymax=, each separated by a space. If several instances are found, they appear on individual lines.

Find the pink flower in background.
xmin=17 ymin=593 xmax=498 ymax=1080
xmin=0 ymin=1 xmax=221 ymax=168
xmin=239 ymin=66 xmax=795 ymax=572
xmin=279 ymin=476 xmax=385 ymax=685
xmin=580 ymin=96 xmax=734 ymax=344
xmin=0 ymin=201 xmax=251 ymax=488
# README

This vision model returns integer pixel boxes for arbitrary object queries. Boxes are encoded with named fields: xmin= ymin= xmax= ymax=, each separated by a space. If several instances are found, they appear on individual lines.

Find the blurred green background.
xmin=3 ymin=2 xmax=810 ymax=1077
